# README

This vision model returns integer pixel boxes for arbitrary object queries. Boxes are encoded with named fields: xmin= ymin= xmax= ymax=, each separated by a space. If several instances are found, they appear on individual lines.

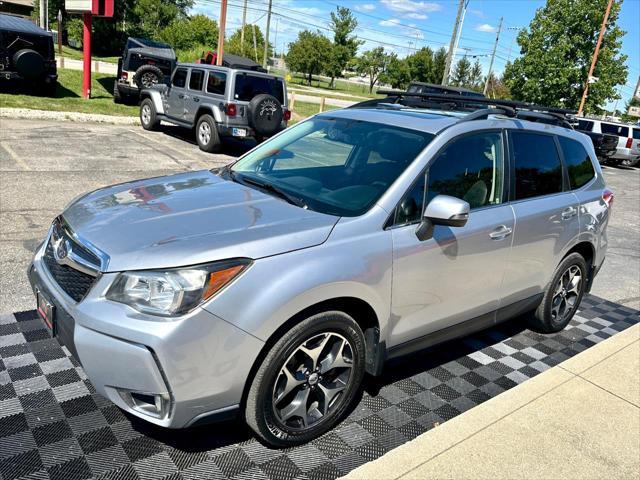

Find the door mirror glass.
xmin=416 ymin=195 xmax=470 ymax=241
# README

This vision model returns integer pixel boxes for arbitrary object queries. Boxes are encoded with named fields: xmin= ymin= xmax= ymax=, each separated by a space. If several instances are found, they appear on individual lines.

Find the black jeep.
xmin=0 ymin=14 xmax=57 ymax=95
xmin=114 ymin=37 xmax=177 ymax=103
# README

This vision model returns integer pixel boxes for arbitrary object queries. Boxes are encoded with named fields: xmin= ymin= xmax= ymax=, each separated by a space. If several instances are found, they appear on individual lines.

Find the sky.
xmin=193 ymin=0 xmax=640 ymax=107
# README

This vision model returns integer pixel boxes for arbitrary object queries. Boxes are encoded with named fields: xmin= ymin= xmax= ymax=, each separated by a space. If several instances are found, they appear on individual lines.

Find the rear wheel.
xmin=530 ymin=253 xmax=587 ymax=333
xmin=245 ymin=312 xmax=366 ymax=447
xmin=140 ymin=98 xmax=160 ymax=131
xmin=195 ymin=114 xmax=221 ymax=153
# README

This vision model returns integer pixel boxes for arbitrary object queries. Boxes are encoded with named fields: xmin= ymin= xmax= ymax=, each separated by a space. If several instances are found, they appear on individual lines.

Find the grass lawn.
xmin=56 ymin=45 xmax=119 ymax=63
xmin=290 ymin=101 xmax=340 ymax=123
xmin=0 ymin=68 xmax=137 ymax=117
xmin=274 ymin=70 xmax=382 ymax=99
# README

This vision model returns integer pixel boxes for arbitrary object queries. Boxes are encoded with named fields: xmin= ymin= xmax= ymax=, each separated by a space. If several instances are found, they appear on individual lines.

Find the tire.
xmin=248 ymin=93 xmax=284 ymax=138
xmin=133 ymin=65 xmax=164 ymax=90
xmin=530 ymin=253 xmax=588 ymax=333
xmin=13 ymin=49 xmax=45 ymax=79
xmin=139 ymin=98 xmax=160 ymax=131
xmin=113 ymin=81 xmax=123 ymax=103
xmin=245 ymin=311 xmax=366 ymax=447
xmin=195 ymin=114 xmax=221 ymax=153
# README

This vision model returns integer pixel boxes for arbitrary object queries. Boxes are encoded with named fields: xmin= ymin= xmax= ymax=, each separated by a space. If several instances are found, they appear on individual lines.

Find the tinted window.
xmin=427 ymin=132 xmax=505 ymax=209
xmin=172 ymin=68 xmax=187 ymax=88
xmin=206 ymin=71 xmax=227 ymax=95
xmin=559 ymin=137 xmax=595 ymax=189
xmin=394 ymin=175 xmax=426 ymax=225
xmin=633 ymin=129 xmax=640 ymax=140
xmin=577 ymin=120 xmax=594 ymax=131
xmin=512 ymin=132 xmax=563 ymax=200
xmin=232 ymin=118 xmax=433 ymax=216
xmin=234 ymin=74 xmax=284 ymax=103
xmin=189 ymin=69 xmax=204 ymax=90
xmin=600 ymin=123 xmax=629 ymax=137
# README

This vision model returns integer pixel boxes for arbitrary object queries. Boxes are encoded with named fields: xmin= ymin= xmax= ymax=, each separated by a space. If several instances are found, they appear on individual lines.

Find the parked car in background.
xmin=29 ymin=94 xmax=611 ymax=447
xmin=114 ymin=37 xmax=176 ymax=103
xmin=574 ymin=119 xmax=618 ymax=164
xmin=0 ymin=13 xmax=57 ymax=95
xmin=139 ymin=62 xmax=289 ymax=151
xmin=407 ymin=81 xmax=486 ymax=98
xmin=576 ymin=118 xmax=639 ymax=167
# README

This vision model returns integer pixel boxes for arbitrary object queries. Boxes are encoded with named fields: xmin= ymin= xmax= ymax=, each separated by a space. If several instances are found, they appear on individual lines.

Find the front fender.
xmin=141 ymin=88 xmax=166 ymax=115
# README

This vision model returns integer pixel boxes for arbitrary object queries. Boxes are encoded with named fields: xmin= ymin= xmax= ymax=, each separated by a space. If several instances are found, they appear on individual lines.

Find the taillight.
xmin=625 ymin=137 xmax=633 ymax=149
xmin=225 ymin=103 xmax=237 ymax=116
xmin=121 ymin=71 xmax=128 ymax=80
xmin=284 ymin=110 xmax=291 ymax=121
xmin=602 ymin=189 xmax=614 ymax=208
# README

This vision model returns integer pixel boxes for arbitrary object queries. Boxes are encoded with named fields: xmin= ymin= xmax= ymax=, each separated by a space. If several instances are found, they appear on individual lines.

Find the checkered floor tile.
xmin=0 ymin=295 xmax=637 ymax=480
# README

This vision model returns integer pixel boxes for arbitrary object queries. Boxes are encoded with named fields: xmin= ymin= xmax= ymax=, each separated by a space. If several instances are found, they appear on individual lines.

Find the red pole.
xmin=82 ymin=12 xmax=92 ymax=99
xmin=216 ymin=0 xmax=227 ymax=65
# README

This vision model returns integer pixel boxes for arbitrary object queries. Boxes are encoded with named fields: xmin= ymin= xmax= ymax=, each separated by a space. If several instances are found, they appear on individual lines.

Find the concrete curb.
xmin=0 ymin=108 xmax=139 ymax=125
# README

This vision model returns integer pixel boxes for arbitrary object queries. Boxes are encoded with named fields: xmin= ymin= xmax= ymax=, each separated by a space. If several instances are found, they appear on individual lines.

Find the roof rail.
xmin=352 ymin=91 xmax=575 ymax=128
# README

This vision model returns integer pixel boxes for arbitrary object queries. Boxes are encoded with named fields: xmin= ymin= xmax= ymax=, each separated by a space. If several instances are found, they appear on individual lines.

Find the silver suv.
xmin=28 ymin=98 xmax=612 ymax=447
xmin=139 ymin=62 xmax=289 ymax=152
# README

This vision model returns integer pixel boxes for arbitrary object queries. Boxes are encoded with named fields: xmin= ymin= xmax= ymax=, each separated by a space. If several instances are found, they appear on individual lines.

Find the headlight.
xmin=106 ymin=259 xmax=251 ymax=316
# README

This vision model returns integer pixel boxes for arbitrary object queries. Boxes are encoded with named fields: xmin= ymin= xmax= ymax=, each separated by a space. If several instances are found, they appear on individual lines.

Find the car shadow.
xmin=159 ymin=123 xmax=256 ymax=158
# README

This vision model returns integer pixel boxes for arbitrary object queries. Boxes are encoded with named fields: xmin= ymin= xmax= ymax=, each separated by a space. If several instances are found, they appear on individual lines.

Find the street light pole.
xmin=442 ymin=0 xmax=465 ymax=85
xmin=578 ymin=0 xmax=614 ymax=116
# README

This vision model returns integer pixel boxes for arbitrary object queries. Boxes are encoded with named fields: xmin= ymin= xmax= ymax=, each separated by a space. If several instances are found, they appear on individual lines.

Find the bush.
xmin=67 ymin=18 xmax=84 ymax=47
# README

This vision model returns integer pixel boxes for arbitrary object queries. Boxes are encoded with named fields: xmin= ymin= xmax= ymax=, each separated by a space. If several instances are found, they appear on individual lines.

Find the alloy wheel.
xmin=551 ymin=265 xmax=582 ymax=323
xmin=141 ymin=104 xmax=151 ymax=125
xmin=198 ymin=122 xmax=211 ymax=145
xmin=272 ymin=332 xmax=354 ymax=431
xmin=141 ymin=72 xmax=158 ymax=88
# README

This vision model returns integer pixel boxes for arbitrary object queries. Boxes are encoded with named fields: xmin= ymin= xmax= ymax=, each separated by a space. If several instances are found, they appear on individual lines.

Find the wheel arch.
xmin=239 ymin=296 xmax=383 ymax=412
xmin=562 ymin=240 xmax=596 ymax=290
xmin=140 ymin=89 xmax=165 ymax=115
xmin=195 ymin=104 xmax=223 ymax=124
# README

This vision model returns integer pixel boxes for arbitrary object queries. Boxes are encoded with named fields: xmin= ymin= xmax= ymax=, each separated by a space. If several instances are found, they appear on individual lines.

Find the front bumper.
xmin=28 ymin=238 xmax=264 ymax=428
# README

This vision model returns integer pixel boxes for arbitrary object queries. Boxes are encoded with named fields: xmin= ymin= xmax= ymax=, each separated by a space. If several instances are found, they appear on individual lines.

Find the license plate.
xmin=36 ymin=290 xmax=55 ymax=335
xmin=232 ymin=128 xmax=247 ymax=137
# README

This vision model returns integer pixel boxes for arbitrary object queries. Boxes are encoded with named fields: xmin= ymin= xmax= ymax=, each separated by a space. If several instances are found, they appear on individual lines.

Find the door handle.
xmin=489 ymin=225 xmax=513 ymax=240
xmin=561 ymin=207 xmax=577 ymax=220
xmin=178 ymin=94 xmax=184 ymax=99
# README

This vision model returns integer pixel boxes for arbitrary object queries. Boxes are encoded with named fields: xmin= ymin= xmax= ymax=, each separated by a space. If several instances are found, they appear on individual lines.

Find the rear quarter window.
xmin=600 ymin=123 xmax=629 ymax=137
xmin=234 ymin=74 xmax=284 ymax=103
xmin=559 ymin=137 xmax=595 ymax=189
xmin=633 ymin=129 xmax=640 ymax=140
xmin=577 ymin=120 xmax=594 ymax=131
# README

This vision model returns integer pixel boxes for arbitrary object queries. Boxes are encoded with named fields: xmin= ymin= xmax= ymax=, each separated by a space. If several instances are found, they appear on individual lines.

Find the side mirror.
xmin=416 ymin=195 xmax=470 ymax=241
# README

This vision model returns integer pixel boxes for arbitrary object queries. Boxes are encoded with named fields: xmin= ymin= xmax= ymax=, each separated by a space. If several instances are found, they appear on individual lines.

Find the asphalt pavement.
xmin=1 ymin=118 xmax=639 ymax=315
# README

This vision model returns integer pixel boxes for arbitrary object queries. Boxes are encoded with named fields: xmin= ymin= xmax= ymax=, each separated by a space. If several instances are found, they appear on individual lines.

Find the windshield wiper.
xmin=238 ymin=175 xmax=308 ymax=209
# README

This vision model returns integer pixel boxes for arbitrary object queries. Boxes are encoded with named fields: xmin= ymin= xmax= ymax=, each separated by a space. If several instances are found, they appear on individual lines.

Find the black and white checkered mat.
xmin=1 ymin=295 xmax=638 ymax=480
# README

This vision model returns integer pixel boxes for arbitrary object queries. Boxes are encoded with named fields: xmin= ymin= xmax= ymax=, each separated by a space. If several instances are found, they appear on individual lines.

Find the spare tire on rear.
xmin=248 ymin=94 xmax=284 ymax=137
xmin=13 ymin=49 xmax=45 ymax=79
xmin=133 ymin=65 xmax=164 ymax=89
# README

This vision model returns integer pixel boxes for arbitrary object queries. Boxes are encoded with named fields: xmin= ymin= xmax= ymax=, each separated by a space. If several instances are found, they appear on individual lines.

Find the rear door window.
xmin=172 ymin=68 xmax=187 ymax=88
xmin=600 ymin=123 xmax=629 ymax=137
xmin=206 ymin=71 xmax=227 ymax=95
xmin=511 ymin=131 xmax=563 ymax=200
xmin=234 ymin=74 xmax=284 ymax=103
xmin=577 ymin=120 xmax=594 ymax=131
xmin=558 ymin=137 xmax=595 ymax=189
xmin=633 ymin=129 xmax=640 ymax=140
xmin=188 ymin=69 xmax=204 ymax=91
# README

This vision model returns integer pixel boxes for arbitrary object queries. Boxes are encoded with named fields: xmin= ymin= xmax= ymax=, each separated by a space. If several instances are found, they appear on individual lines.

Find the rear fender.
xmin=196 ymin=104 xmax=224 ymax=123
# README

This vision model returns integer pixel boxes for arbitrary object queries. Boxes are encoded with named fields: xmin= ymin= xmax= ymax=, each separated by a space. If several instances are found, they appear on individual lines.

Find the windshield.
xmin=230 ymin=117 xmax=434 ymax=216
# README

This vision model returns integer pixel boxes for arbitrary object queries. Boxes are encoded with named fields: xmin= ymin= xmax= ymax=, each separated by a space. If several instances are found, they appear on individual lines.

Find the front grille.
xmin=43 ymin=239 xmax=97 ymax=302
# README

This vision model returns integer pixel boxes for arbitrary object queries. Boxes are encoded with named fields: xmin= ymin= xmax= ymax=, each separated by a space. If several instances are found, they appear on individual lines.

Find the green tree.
xmin=160 ymin=14 xmax=218 ymax=51
xmin=325 ymin=7 xmax=362 ymax=87
xmin=503 ymin=0 xmax=628 ymax=112
xmin=226 ymin=25 xmax=272 ymax=63
xmin=450 ymin=56 xmax=472 ymax=87
xmin=128 ymin=0 xmax=193 ymax=40
xmin=621 ymin=96 xmax=640 ymax=122
xmin=485 ymin=72 xmax=511 ymax=99
xmin=286 ymin=30 xmax=332 ymax=85
xmin=432 ymin=47 xmax=447 ymax=85
xmin=469 ymin=59 xmax=483 ymax=90
xmin=407 ymin=47 xmax=434 ymax=83
xmin=380 ymin=55 xmax=411 ymax=89
xmin=355 ymin=47 xmax=393 ymax=93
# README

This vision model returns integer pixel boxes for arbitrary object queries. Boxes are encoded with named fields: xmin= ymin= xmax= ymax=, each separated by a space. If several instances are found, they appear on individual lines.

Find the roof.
xmin=0 ymin=13 xmax=52 ymax=36
xmin=126 ymin=37 xmax=175 ymax=60
xmin=178 ymin=62 xmax=284 ymax=80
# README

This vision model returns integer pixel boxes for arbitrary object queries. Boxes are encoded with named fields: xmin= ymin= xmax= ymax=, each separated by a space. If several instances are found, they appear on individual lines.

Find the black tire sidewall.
xmin=133 ymin=65 xmax=163 ymax=89
xmin=535 ymin=253 xmax=587 ymax=332
xmin=246 ymin=312 xmax=366 ymax=447
xmin=195 ymin=114 xmax=221 ymax=152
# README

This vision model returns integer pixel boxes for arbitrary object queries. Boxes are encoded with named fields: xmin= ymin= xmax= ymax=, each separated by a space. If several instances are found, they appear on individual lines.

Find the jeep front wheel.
xmin=195 ymin=114 xmax=221 ymax=153
xmin=140 ymin=99 xmax=160 ymax=131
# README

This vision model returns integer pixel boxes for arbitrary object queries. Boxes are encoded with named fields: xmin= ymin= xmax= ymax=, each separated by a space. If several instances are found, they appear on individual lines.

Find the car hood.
xmin=62 ymin=170 xmax=339 ymax=272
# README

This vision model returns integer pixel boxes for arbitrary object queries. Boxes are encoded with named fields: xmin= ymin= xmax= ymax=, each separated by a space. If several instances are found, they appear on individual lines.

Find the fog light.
xmin=118 ymin=389 xmax=170 ymax=419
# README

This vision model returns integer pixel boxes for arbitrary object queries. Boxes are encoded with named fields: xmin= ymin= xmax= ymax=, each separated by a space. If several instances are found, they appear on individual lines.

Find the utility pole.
xmin=484 ymin=17 xmax=503 ymax=95
xmin=578 ymin=0 xmax=614 ymax=116
xmin=263 ymin=0 xmax=273 ymax=69
xmin=240 ymin=0 xmax=247 ymax=56
xmin=39 ymin=0 xmax=46 ymax=28
xmin=216 ymin=0 xmax=228 ymax=66
xmin=57 ymin=10 xmax=63 ymax=55
xmin=274 ymin=17 xmax=279 ymax=58
xmin=442 ymin=0 xmax=467 ymax=85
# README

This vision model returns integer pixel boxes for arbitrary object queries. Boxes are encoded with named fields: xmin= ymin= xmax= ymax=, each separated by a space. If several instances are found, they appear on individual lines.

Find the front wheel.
xmin=245 ymin=312 xmax=366 ymax=447
xmin=140 ymin=98 xmax=160 ymax=131
xmin=530 ymin=253 xmax=587 ymax=333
